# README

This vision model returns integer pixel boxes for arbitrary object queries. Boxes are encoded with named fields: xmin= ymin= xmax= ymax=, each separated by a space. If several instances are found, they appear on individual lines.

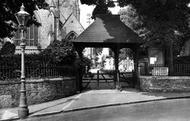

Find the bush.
xmin=41 ymin=39 xmax=76 ymax=65
xmin=0 ymin=41 xmax=15 ymax=56
xmin=74 ymin=57 xmax=92 ymax=75
xmin=175 ymin=56 xmax=190 ymax=63
xmin=0 ymin=39 xmax=92 ymax=79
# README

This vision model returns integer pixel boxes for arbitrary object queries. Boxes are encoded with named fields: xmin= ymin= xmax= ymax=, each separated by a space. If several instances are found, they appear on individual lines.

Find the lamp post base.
xmin=18 ymin=107 xmax=29 ymax=119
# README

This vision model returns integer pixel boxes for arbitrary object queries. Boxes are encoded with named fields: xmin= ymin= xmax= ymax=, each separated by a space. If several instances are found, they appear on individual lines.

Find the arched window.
xmin=14 ymin=24 xmax=38 ymax=46
xmin=65 ymin=31 xmax=78 ymax=40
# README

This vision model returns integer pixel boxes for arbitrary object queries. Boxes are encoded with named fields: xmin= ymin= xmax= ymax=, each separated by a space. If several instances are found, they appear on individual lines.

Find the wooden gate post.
xmin=75 ymin=46 xmax=84 ymax=93
xmin=97 ymin=70 xmax=100 ymax=89
xmin=113 ymin=49 xmax=121 ymax=90
xmin=133 ymin=47 xmax=140 ymax=89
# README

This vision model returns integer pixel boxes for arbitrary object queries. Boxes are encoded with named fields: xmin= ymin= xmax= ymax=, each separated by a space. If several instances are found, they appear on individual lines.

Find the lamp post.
xmin=15 ymin=4 xmax=30 ymax=119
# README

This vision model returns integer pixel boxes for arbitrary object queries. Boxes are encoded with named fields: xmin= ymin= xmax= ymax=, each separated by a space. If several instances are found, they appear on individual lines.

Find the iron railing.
xmin=139 ymin=63 xmax=190 ymax=76
xmin=173 ymin=63 xmax=190 ymax=76
xmin=0 ymin=63 xmax=76 ymax=81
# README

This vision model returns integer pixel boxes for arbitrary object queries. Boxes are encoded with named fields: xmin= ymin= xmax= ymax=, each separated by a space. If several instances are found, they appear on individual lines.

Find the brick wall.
xmin=0 ymin=77 xmax=76 ymax=108
xmin=140 ymin=76 xmax=190 ymax=92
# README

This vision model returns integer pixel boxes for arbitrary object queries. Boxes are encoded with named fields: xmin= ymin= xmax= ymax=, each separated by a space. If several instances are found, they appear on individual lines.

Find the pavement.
xmin=1 ymin=89 xmax=190 ymax=121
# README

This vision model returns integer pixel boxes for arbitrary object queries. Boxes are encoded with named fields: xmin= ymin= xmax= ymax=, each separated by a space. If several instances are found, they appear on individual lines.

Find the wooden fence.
xmin=82 ymin=70 xmax=133 ymax=89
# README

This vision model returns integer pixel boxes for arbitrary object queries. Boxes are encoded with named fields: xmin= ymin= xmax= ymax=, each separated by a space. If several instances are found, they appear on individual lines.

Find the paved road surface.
xmin=22 ymin=98 xmax=190 ymax=121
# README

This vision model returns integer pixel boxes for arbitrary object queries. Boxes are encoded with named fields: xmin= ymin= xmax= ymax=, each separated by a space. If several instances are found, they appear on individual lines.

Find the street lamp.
xmin=15 ymin=3 xmax=30 ymax=119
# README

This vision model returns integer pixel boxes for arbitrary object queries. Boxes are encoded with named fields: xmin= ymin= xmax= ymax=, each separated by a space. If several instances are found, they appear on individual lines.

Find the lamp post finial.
xmin=20 ymin=3 xmax=25 ymax=11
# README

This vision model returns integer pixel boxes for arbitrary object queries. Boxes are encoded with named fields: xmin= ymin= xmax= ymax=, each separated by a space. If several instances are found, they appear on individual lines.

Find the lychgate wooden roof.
xmin=71 ymin=14 xmax=142 ymax=48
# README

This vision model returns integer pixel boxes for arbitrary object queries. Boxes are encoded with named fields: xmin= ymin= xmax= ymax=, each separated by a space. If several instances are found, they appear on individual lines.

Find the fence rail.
xmin=82 ymin=70 xmax=133 ymax=89
xmin=1 ymin=63 xmax=190 ymax=81
xmin=173 ymin=63 xmax=190 ymax=76
xmin=0 ymin=64 xmax=76 ymax=81
xmin=139 ymin=63 xmax=190 ymax=76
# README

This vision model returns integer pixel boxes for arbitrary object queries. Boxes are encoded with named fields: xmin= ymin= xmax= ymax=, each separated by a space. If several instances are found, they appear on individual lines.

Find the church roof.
xmin=61 ymin=12 xmax=84 ymax=36
xmin=72 ymin=14 xmax=142 ymax=46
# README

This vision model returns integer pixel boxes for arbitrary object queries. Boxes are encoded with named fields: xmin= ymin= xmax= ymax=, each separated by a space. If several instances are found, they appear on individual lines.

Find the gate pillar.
xmin=75 ymin=46 xmax=84 ymax=93
xmin=133 ymin=46 xmax=140 ymax=89
xmin=112 ymin=48 xmax=121 ymax=90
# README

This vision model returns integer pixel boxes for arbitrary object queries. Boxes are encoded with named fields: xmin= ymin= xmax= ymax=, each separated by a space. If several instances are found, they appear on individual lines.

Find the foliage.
xmin=175 ymin=56 xmax=190 ymax=63
xmin=0 ymin=54 xmax=50 ymax=66
xmin=0 ymin=39 xmax=91 ymax=79
xmin=119 ymin=5 xmax=146 ymax=38
xmin=0 ymin=38 xmax=79 ymax=79
xmin=41 ymin=39 xmax=77 ymax=65
xmin=80 ymin=0 xmax=190 ymax=57
xmin=74 ymin=56 xmax=92 ymax=75
xmin=94 ymin=48 xmax=103 ymax=55
xmin=75 ymin=57 xmax=92 ymax=68
xmin=0 ymin=41 xmax=15 ymax=56
xmin=0 ymin=54 xmax=77 ymax=80
xmin=0 ymin=0 xmax=48 ymax=38
xmin=119 ymin=48 xmax=133 ymax=60
xmin=81 ymin=0 xmax=114 ymax=18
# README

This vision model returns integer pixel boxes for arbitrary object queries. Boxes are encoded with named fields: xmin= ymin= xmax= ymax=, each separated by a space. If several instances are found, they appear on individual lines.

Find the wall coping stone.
xmin=140 ymin=76 xmax=190 ymax=80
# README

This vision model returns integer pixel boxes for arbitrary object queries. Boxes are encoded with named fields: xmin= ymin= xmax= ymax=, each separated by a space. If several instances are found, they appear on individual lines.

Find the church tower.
xmin=73 ymin=0 xmax=80 ymax=21
xmin=46 ymin=0 xmax=80 ymax=21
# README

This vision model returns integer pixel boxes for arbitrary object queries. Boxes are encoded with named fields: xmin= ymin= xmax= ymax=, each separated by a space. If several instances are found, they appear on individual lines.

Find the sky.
xmin=79 ymin=2 xmax=121 ymax=29
xmin=79 ymin=4 xmax=95 ymax=29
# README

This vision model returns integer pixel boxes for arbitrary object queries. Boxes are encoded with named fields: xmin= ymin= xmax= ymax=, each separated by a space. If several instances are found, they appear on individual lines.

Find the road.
xmin=22 ymin=98 xmax=190 ymax=121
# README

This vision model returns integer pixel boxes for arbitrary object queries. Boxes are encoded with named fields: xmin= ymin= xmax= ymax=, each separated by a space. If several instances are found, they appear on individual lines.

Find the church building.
xmin=14 ymin=0 xmax=84 ymax=54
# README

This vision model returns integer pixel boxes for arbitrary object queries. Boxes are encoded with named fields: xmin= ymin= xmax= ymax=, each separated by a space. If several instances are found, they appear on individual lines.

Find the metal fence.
xmin=1 ymin=62 xmax=190 ymax=81
xmin=0 ymin=63 xmax=76 ymax=81
xmin=139 ymin=63 xmax=190 ymax=76
xmin=173 ymin=63 xmax=190 ymax=76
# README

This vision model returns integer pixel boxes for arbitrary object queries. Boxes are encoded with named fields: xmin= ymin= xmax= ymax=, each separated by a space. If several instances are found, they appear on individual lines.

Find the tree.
xmin=80 ymin=0 xmax=190 ymax=57
xmin=81 ymin=0 xmax=115 ymax=18
xmin=0 ymin=0 xmax=48 ymax=38
xmin=80 ymin=0 xmax=190 ymax=75
xmin=119 ymin=5 xmax=146 ymax=38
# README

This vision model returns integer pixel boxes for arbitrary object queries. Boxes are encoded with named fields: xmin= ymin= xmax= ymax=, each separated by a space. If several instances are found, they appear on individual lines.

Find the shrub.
xmin=0 ymin=39 xmax=92 ymax=80
xmin=175 ymin=56 xmax=190 ymax=64
xmin=0 ymin=41 xmax=15 ymax=56
xmin=41 ymin=39 xmax=76 ymax=65
xmin=74 ymin=57 xmax=92 ymax=75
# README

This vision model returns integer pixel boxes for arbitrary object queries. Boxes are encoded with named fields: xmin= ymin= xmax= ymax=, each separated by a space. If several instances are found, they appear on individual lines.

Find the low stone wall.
xmin=0 ymin=77 xmax=76 ymax=108
xmin=139 ymin=76 xmax=190 ymax=92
